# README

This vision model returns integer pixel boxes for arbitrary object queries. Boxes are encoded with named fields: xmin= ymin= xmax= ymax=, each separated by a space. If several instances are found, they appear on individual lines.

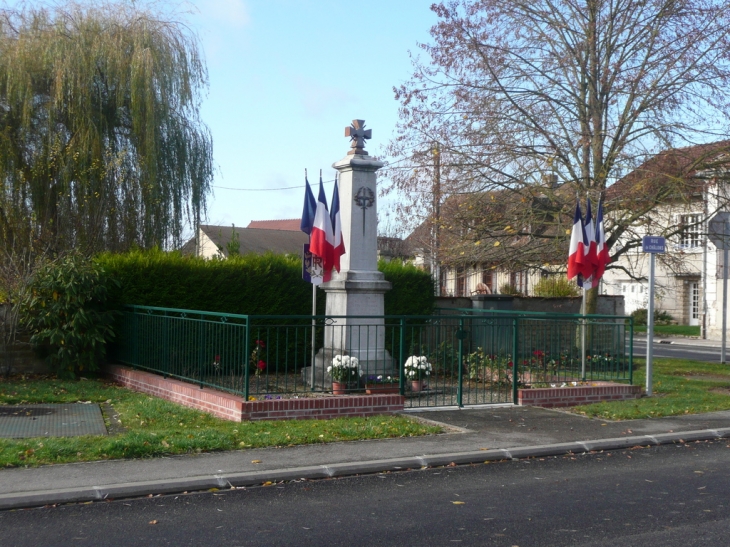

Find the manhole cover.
xmin=0 ymin=407 xmax=58 ymax=417
xmin=0 ymin=404 xmax=108 ymax=438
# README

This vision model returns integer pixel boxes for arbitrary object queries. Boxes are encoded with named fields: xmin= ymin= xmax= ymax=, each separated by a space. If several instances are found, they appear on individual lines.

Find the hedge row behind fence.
xmin=96 ymin=250 xmax=435 ymax=317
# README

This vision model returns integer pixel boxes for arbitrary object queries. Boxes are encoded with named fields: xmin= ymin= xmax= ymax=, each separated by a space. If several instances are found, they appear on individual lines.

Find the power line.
xmin=212 ymin=178 xmax=337 ymax=192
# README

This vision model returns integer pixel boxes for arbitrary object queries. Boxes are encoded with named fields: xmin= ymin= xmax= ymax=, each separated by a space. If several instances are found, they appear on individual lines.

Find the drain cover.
xmin=0 ymin=404 xmax=108 ymax=438
xmin=0 ymin=407 xmax=58 ymax=417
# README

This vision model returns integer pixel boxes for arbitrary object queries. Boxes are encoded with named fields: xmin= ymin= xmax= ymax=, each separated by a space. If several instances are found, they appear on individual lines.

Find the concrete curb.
xmin=3 ymin=427 xmax=730 ymax=511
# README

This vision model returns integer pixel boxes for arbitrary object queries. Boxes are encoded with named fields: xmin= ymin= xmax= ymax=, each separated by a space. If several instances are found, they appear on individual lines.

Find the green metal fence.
xmin=116 ymin=305 xmax=633 ymax=408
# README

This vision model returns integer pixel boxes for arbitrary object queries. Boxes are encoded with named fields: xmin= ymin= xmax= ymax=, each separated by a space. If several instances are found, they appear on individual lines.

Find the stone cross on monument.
xmin=345 ymin=120 xmax=372 ymax=155
xmin=305 ymin=119 xmax=395 ymax=387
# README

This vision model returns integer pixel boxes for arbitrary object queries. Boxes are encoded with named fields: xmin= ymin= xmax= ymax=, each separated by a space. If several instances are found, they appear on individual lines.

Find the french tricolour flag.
xmin=567 ymin=200 xmax=585 ymax=280
xmin=594 ymin=199 xmax=609 ymax=281
xmin=330 ymin=176 xmax=345 ymax=272
xmin=310 ymin=175 xmax=335 ymax=272
xmin=578 ymin=198 xmax=598 ymax=289
xmin=300 ymin=174 xmax=316 ymax=235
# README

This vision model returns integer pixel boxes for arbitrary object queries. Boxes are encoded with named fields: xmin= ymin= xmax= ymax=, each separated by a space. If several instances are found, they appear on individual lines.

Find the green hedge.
xmin=96 ymin=250 xmax=434 ymax=316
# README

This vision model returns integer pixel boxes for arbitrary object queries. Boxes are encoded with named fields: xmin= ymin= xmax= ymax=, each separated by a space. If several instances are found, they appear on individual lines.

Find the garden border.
xmin=106 ymin=365 xmax=405 ymax=422
xmin=518 ymin=382 xmax=643 ymax=408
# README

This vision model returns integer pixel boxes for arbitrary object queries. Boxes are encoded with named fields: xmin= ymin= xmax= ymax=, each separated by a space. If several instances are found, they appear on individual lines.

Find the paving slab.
xmin=0 ymin=404 xmax=107 ymax=439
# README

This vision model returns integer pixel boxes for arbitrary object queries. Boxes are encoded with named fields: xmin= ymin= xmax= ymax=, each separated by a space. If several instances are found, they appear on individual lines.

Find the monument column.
xmin=309 ymin=120 xmax=394 ymax=385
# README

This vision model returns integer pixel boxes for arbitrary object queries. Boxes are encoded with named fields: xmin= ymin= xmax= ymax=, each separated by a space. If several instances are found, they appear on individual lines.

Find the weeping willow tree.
xmin=0 ymin=2 xmax=213 ymax=257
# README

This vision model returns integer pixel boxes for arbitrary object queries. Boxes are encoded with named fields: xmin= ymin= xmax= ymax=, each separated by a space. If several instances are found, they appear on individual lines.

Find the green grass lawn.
xmin=572 ymin=357 xmax=730 ymax=420
xmin=632 ymin=325 xmax=700 ymax=336
xmin=0 ymin=376 xmax=441 ymax=468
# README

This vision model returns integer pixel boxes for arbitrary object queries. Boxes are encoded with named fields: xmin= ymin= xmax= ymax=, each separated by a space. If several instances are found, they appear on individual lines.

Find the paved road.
xmin=2 ymin=439 xmax=729 ymax=546
xmin=631 ymin=338 xmax=726 ymax=362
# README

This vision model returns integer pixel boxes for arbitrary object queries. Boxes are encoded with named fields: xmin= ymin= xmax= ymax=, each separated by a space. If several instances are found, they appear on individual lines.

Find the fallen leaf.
xmin=452 ymin=501 xmax=465 ymax=505
xmin=149 ymin=520 xmax=158 ymax=525
xmin=251 ymin=460 xmax=262 ymax=464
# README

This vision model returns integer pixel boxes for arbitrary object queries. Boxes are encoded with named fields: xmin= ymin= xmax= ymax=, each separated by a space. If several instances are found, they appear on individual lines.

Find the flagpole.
xmin=581 ymin=286 xmax=586 ymax=380
xmin=311 ymin=284 xmax=316 ymax=389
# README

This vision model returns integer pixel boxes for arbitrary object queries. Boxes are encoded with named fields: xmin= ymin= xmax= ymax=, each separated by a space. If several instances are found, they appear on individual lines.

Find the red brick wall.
xmin=106 ymin=365 xmax=404 ymax=422
xmin=518 ymin=383 xmax=642 ymax=408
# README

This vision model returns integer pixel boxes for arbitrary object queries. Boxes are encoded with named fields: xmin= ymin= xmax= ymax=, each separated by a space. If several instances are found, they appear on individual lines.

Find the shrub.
xmin=20 ymin=254 xmax=118 ymax=378
xmin=631 ymin=308 xmax=675 ymax=326
xmin=96 ymin=251 xmax=435 ymax=317
xmin=378 ymin=259 xmax=435 ymax=316
xmin=499 ymin=283 xmax=522 ymax=296
xmin=532 ymin=276 xmax=580 ymax=297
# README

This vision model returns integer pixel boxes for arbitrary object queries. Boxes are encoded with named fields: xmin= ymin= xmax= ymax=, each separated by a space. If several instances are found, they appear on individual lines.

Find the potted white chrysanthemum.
xmin=404 ymin=355 xmax=432 ymax=392
xmin=327 ymin=355 xmax=362 ymax=394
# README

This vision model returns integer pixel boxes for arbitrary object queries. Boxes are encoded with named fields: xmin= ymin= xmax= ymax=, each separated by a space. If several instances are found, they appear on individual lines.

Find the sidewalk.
xmin=2 ymin=406 xmax=730 ymax=510
xmin=633 ymin=334 xmax=723 ymax=348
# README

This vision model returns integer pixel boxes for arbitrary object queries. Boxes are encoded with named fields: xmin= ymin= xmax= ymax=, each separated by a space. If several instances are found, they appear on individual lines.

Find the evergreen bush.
xmin=96 ymin=251 xmax=435 ymax=317
xmin=631 ymin=308 xmax=675 ymax=326
xmin=532 ymin=276 xmax=580 ymax=297
xmin=20 ymin=254 xmax=118 ymax=378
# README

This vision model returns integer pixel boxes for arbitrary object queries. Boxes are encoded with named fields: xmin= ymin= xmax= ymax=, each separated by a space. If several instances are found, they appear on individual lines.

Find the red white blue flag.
xmin=310 ymin=175 xmax=335 ymax=272
xmin=300 ymin=174 xmax=316 ymax=235
xmin=567 ymin=200 xmax=585 ymax=280
xmin=330 ymin=176 xmax=345 ymax=272
xmin=577 ymin=198 xmax=598 ymax=288
xmin=594 ymin=199 xmax=609 ymax=281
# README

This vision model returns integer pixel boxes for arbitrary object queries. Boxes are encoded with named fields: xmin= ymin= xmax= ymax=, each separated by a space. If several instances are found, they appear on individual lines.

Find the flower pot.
xmin=332 ymin=381 xmax=349 ymax=395
xmin=411 ymin=380 xmax=425 ymax=392
xmin=365 ymin=384 xmax=400 ymax=395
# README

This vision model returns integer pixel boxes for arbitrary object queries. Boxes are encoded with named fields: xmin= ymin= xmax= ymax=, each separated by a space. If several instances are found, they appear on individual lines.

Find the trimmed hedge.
xmin=96 ymin=250 xmax=434 ymax=317
xmin=379 ymin=259 xmax=436 ymax=316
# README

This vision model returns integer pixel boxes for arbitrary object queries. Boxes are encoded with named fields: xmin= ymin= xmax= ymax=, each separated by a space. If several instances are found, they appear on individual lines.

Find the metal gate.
xmin=403 ymin=310 xmax=633 ymax=409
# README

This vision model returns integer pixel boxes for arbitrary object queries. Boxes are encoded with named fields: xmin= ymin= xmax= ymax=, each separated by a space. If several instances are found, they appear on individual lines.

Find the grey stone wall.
xmin=466 ymin=295 xmax=625 ymax=316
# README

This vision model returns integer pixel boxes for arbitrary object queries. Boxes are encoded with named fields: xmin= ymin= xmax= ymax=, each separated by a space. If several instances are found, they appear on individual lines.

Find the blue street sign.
xmin=642 ymin=236 xmax=666 ymax=253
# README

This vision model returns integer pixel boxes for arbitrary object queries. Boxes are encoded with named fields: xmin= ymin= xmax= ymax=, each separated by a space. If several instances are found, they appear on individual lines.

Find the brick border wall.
xmin=518 ymin=383 xmax=643 ymax=408
xmin=106 ymin=365 xmax=405 ymax=422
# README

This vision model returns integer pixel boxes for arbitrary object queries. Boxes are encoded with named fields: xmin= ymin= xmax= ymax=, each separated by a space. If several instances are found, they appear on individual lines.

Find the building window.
xmin=510 ymin=270 xmax=529 ymax=296
xmin=456 ymin=268 xmax=466 ymax=297
xmin=481 ymin=270 xmax=493 ymax=293
xmin=679 ymin=214 xmax=702 ymax=248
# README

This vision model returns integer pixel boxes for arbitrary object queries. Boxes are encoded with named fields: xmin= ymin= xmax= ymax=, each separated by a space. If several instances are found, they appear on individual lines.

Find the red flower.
xmin=255 ymin=340 xmax=266 ymax=348
xmin=214 ymin=354 xmax=220 ymax=363
xmin=533 ymin=350 xmax=545 ymax=358
xmin=507 ymin=361 xmax=513 ymax=368
xmin=257 ymin=360 xmax=266 ymax=371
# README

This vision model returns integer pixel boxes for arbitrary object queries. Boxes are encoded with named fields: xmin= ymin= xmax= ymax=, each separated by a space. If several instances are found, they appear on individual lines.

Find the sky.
xmin=178 ymin=0 xmax=438 ymax=234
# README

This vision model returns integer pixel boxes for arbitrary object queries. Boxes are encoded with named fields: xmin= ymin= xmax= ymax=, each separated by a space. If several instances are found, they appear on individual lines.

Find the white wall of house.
xmin=440 ymin=265 xmax=545 ymax=297
xmin=602 ymin=187 xmax=730 ymax=338
xmin=197 ymin=229 xmax=222 ymax=259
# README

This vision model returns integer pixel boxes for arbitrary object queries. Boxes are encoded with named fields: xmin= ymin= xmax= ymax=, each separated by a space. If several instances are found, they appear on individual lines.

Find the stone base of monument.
xmin=302 ymin=347 xmax=397 ymax=388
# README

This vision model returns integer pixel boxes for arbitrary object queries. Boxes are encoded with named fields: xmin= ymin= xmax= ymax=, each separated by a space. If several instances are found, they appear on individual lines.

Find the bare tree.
xmin=385 ymin=0 xmax=730 ymax=311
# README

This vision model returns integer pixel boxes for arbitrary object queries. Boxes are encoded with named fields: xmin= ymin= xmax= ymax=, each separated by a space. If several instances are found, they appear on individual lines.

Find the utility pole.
xmin=432 ymin=143 xmax=441 ymax=296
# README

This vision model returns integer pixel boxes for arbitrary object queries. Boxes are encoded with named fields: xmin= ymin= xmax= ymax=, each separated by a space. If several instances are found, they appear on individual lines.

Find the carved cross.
xmin=345 ymin=119 xmax=372 ymax=155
